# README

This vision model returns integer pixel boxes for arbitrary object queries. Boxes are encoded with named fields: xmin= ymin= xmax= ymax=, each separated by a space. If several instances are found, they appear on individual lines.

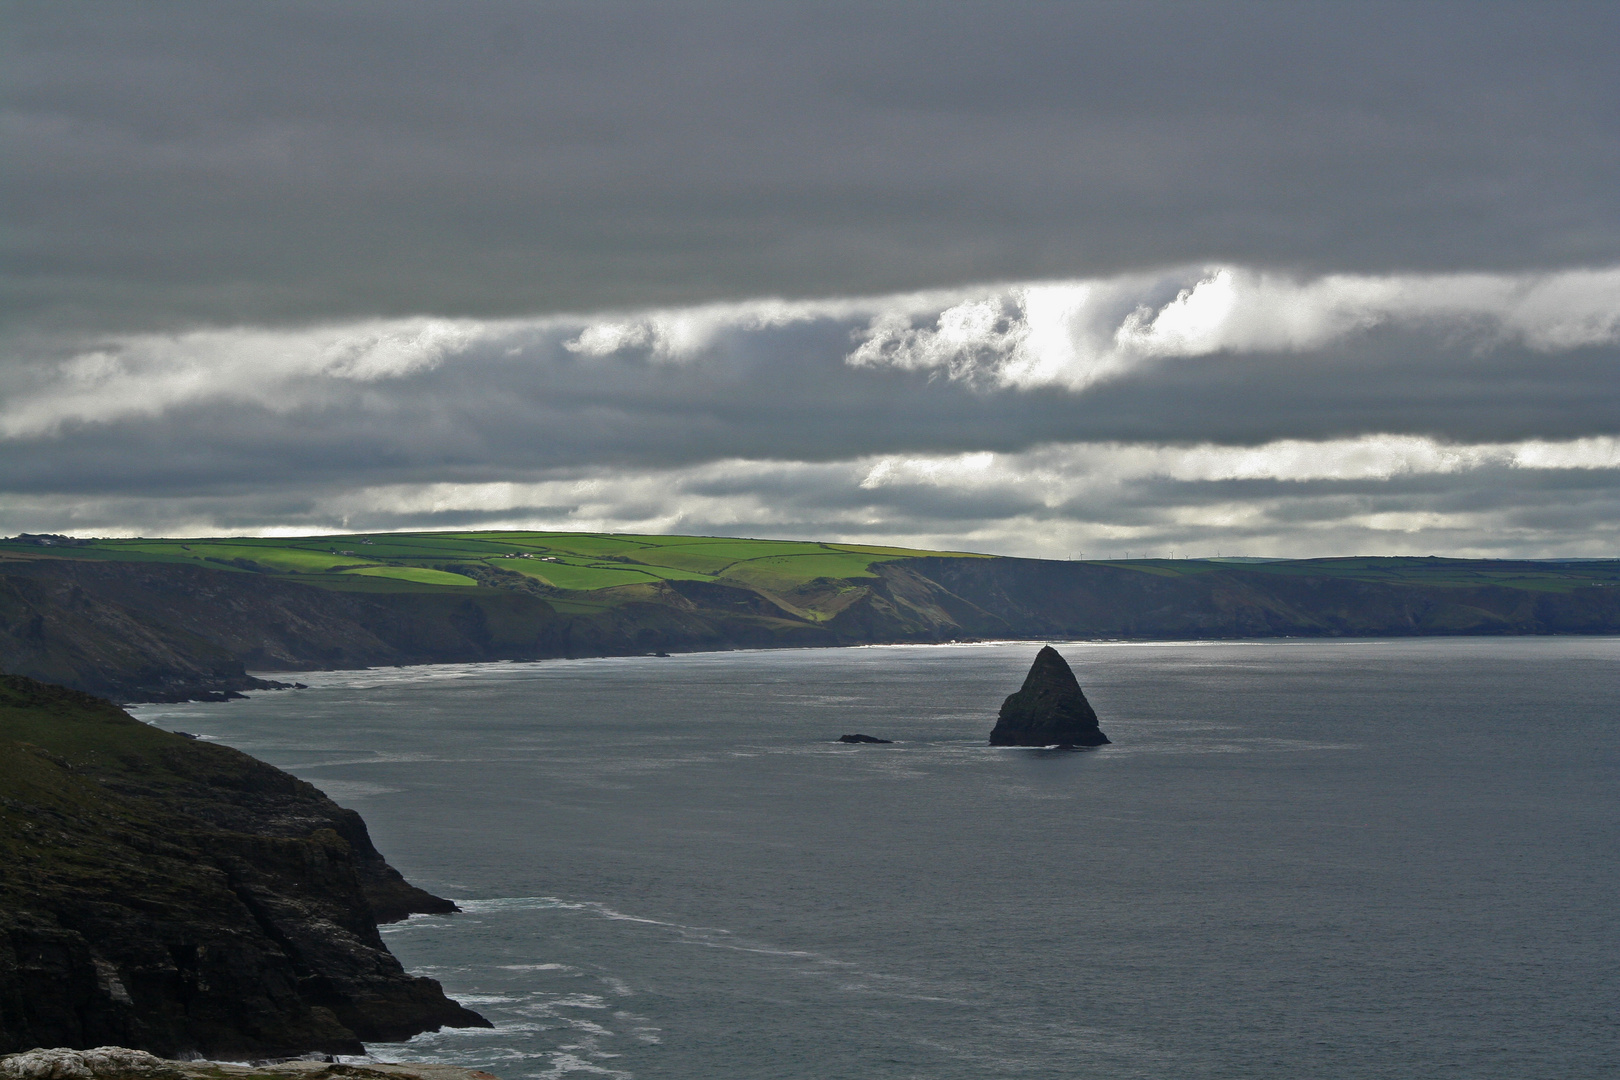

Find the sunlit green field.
xmin=0 ymin=531 xmax=990 ymax=594
xmin=4 ymin=532 xmax=1616 ymax=599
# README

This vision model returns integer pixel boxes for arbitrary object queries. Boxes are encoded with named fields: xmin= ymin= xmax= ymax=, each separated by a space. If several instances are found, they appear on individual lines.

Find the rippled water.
xmin=133 ymin=638 xmax=1620 ymax=1080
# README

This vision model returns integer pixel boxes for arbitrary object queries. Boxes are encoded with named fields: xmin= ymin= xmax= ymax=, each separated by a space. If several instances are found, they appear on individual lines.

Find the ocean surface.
xmin=131 ymin=639 xmax=1619 ymax=1080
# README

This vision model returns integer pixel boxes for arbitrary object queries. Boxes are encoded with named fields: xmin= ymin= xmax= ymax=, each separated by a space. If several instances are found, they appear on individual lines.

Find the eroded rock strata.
xmin=0 ymin=676 xmax=489 ymax=1057
xmin=0 ymin=1047 xmax=500 ymax=1080
xmin=989 ymin=646 xmax=1110 ymax=747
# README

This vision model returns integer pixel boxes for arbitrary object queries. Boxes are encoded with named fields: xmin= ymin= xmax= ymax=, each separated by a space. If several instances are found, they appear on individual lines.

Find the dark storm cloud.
xmin=5 ymin=1 xmax=1619 ymax=331
xmin=4 ymin=3 xmax=1619 ymax=555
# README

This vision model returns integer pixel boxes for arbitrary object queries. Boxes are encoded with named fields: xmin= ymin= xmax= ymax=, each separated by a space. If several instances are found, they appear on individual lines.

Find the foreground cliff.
xmin=0 ymin=675 xmax=489 ymax=1057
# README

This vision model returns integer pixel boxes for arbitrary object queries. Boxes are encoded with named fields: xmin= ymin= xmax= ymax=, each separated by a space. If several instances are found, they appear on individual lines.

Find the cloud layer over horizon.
xmin=3 ymin=3 xmax=1618 ymax=556
xmin=4 ymin=264 xmax=1619 ymax=557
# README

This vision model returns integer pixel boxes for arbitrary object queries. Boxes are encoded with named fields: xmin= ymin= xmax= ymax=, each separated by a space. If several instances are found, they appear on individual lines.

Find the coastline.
xmin=0 ymin=1048 xmax=498 ymax=1080
xmin=4 ymin=551 xmax=1618 ymax=706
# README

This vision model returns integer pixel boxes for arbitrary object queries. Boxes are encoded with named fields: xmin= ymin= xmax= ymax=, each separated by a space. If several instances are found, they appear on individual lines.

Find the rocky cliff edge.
xmin=0 ymin=676 xmax=489 ymax=1057
xmin=0 ymin=1047 xmax=497 ymax=1080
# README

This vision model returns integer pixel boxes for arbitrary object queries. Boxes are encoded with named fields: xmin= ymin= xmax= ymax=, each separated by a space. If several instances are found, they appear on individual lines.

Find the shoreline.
xmin=0 ymin=1049 xmax=498 ymax=1080
xmin=6 ymin=550 xmax=1619 ymax=706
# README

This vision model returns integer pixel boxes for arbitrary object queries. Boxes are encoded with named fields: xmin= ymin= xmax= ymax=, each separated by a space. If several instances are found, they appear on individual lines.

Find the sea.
xmin=129 ymin=638 xmax=1619 ymax=1080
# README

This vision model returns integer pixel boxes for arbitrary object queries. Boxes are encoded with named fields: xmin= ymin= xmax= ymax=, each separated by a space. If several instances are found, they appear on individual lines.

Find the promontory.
xmin=0 ymin=675 xmax=489 ymax=1057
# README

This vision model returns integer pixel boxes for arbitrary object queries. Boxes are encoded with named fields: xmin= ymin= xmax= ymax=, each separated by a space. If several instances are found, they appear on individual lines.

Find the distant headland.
xmin=1 ymin=530 xmax=1617 ymax=703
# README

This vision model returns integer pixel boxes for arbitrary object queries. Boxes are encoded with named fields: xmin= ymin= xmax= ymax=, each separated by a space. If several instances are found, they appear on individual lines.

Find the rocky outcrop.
xmin=989 ymin=646 xmax=1110 ymax=748
xmin=0 ymin=676 xmax=489 ymax=1058
xmin=0 ymin=1046 xmax=184 ymax=1080
xmin=0 ymin=1047 xmax=500 ymax=1080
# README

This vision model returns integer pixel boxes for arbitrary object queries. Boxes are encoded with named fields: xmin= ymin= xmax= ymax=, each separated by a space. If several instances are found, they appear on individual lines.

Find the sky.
xmin=3 ymin=0 xmax=1619 ymax=558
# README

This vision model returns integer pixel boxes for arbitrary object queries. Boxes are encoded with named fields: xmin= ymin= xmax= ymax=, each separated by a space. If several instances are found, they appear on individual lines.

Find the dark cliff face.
xmin=3 ymin=553 xmax=1619 ymax=705
xmin=897 ymin=556 xmax=1620 ymax=639
xmin=0 ymin=676 xmax=489 ymax=1058
xmin=989 ymin=647 xmax=1110 ymax=748
xmin=0 ymin=559 xmax=570 ymax=702
xmin=0 ymin=560 xmax=843 ymax=703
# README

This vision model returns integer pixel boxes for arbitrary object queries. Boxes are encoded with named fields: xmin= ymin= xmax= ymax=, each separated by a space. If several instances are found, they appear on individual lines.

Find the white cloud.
xmin=1113 ymin=269 xmax=1376 ymax=356
xmin=847 ymin=299 xmax=1021 ymax=379
xmin=848 ymin=265 xmax=1620 ymax=389
xmin=561 ymin=293 xmax=935 ymax=360
xmin=348 ymin=434 xmax=1614 ymax=557
xmin=4 ymin=264 xmax=1617 ymax=438
xmin=1114 ymin=267 xmax=1620 ymax=358
xmin=845 ymin=279 xmax=1148 ymax=389
xmin=1 ymin=317 xmax=484 ymax=437
xmin=2 ymin=266 xmax=1618 ymax=558
xmin=318 ymin=321 xmax=475 ymax=381
xmin=15 ymin=433 xmax=1615 ymax=560
xmin=1497 ymin=268 xmax=1620 ymax=350
xmin=858 ymin=435 xmax=1620 ymax=496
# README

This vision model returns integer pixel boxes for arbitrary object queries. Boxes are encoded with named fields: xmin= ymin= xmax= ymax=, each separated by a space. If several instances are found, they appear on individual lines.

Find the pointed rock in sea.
xmin=989 ymin=646 xmax=1110 ymax=747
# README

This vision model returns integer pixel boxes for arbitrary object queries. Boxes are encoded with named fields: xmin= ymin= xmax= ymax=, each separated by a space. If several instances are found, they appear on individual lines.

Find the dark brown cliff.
xmin=2 ymin=553 xmax=1619 ymax=704
xmin=0 ymin=675 xmax=489 ymax=1057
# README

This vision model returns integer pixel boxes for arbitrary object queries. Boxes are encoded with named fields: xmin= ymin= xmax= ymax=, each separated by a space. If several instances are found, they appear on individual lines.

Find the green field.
xmin=0 ymin=530 xmax=991 ymax=596
xmin=5 ymin=532 xmax=1617 ymax=603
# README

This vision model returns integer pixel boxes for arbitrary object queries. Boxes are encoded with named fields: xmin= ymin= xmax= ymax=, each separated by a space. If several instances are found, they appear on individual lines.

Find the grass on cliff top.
xmin=0 ymin=676 xmax=350 ymax=891
xmin=0 ymin=677 xmax=255 ymax=876
xmin=3 ymin=532 xmax=1616 ymax=597
xmin=0 ymin=675 xmax=289 ymax=797
xmin=1 ymin=675 xmax=170 ymax=762
xmin=0 ymin=531 xmax=993 ymax=595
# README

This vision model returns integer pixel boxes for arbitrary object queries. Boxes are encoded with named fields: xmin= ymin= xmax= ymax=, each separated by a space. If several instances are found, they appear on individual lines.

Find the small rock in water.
xmin=838 ymin=733 xmax=893 ymax=744
xmin=989 ymin=646 xmax=1110 ymax=748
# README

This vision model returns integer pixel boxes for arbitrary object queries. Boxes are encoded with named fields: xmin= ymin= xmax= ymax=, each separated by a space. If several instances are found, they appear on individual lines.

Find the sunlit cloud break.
xmin=845 ymin=265 xmax=1620 ymax=390
xmin=1 ymin=317 xmax=483 ymax=438
xmin=8 ymin=435 xmax=1620 ymax=561
xmin=2 ymin=263 xmax=1618 ymax=555
xmin=856 ymin=435 xmax=1620 ymax=491
xmin=5 ymin=263 xmax=1619 ymax=438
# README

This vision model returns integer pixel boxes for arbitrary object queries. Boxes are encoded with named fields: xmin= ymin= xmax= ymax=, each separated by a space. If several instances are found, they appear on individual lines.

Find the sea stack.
xmin=989 ymin=646 xmax=1110 ymax=747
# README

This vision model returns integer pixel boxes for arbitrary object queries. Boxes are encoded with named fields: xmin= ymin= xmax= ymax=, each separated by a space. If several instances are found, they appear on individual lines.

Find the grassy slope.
xmin=6 ymin=534 xmax=1619 ymax=601
xmin=0 ymin=532 xmax=991 ymax=606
